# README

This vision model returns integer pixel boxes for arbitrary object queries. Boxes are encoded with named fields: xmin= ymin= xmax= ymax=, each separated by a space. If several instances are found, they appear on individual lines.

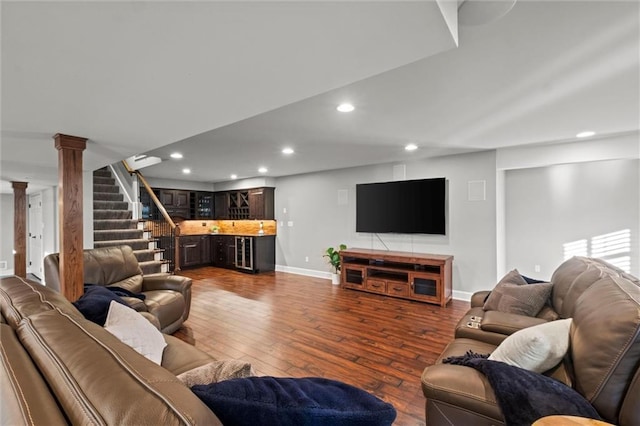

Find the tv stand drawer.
xmin=387 ymin=282 xmax=410 ymax=297
xmin=365 ymin=279 xmax=387 ymax=294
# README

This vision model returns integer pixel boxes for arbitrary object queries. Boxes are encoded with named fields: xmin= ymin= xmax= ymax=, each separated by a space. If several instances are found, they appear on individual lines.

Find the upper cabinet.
xmin=140 ymin=186 xmax=274 ymax=221
xmin=214 ymin=187 xmax=274 ymax=220
xmin=213 ymin=192 xmax=230 ymax=219
xmin=142 ymin=188 xmax=214 ymax=220
xmin=157 ymin=189 xmax=190 ymax=218
xmin=248 ymin=187 xmax=274 ymax=220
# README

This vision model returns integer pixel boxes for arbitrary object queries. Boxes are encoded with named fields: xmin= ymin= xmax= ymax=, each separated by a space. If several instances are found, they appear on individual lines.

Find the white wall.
xmin=505 ymin=158 xmax=639 ymax=278
xmin=0 ymin=194 xmax=15 ymax=274
xmin=274 ymin=150 xmax=498 ymax=298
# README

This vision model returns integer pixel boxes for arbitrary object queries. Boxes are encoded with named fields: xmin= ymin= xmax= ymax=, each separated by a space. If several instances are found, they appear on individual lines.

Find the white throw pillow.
xmin=488 ymin=318 xmax=572 ymax=373
xmin=104 ymin=301 xmax=167 ymax=365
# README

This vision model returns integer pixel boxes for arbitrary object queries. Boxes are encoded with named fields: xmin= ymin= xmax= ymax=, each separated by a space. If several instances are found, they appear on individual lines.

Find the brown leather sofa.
xmin=0 ymin=275 xmax=223 ymax=425
xmin=421 ymin=257 xmax=640 ymax=426
xmin=44 ymin=245 xmax=191 ymax=334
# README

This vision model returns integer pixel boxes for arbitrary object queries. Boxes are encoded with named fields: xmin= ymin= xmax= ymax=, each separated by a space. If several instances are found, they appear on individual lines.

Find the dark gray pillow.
xmin=484 ymin=270 xmax=553 ymax=316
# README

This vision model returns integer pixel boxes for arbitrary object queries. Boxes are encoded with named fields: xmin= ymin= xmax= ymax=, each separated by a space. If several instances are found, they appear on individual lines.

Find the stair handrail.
xmin=122 ymin=160 xmax=181 ymax=271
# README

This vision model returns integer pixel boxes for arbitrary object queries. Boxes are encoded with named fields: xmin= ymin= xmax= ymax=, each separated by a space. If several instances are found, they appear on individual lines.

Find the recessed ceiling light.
xmin=405 ymin=143 xmax=418 ymax=151
xmin=258 ymin=167 xmax=268 ymax=174
xmin=336 ymin=103 xmax=355 ymax=113
xmin=170 ymin=152 xmax=183 ymax=159
xmin=576 ymin=131 xmax=595 ymax=138
xmin=182 ymin=168 xmax=191 ymax=174
xmin=282 ymin=147 xmax=294 ymax=155
xmin=230 ymin=174 xmax=237 ymax=180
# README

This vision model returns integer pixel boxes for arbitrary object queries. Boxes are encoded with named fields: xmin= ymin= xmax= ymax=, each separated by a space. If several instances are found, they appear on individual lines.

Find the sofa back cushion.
xmin=570 ymin=274 xmax=640 ymax=424
xmin=84 ymin=246 xmax=144 ymax=292
xmin=0 ymin=276 xmax=83 ymax=329
xmin=0 ymin=323 xmax=68 ymax=425
xmin=17 ymin=308 xmax=221 ymax=425
xmin=550 ymin=257 xmax=607 ymax=318
xmin=45 ymin=246 xmax=144 ymax=293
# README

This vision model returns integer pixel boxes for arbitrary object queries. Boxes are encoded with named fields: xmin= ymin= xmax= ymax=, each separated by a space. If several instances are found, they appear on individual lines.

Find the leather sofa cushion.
xmin=162 ymin=334 xmax=215 ymax=376
xmin=0 ymin=276 xmax=83 ymax=329
xmin=83 ymin=246 xmax=144 ymax=292
xmin=17 ymin=308 xmax=222 ymax=425
xmin=550 ymin=257 xmax=606 ymax=318
xmin=480 ymin=310 xmax=548 ymax=335
xmin=0 ymin=323 xmax=68 ymax=426
xmin=570 ymin=274 xmax=640 ymax=423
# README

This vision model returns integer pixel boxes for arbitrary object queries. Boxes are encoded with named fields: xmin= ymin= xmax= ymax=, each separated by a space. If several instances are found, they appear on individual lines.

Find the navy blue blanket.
xmin=192 ymin=376 xmax=396 ymax=426
xmin=443 ymin=352 xmax=601 ymax=426
xmin=72 ymin=284 xmax=146 ymax=326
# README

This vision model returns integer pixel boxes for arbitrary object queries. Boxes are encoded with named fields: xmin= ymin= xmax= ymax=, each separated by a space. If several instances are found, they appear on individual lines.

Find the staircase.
xmin=93 ymin=167 xmax=165 ymax=274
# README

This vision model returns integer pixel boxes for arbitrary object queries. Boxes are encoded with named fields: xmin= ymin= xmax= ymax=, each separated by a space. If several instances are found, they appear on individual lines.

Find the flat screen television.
xmin=356 ymin=177 xmax=446 ymax=235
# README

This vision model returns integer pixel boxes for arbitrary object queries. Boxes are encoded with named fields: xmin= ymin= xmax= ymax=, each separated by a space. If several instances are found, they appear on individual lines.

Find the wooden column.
xmin=54 ymin=134 xmax=87 ymax=301
xmin=12 ymin=181 xmax=28 ymax=278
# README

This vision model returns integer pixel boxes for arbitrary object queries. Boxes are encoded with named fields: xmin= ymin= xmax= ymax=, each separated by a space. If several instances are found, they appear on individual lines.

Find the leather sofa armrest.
xmin=142 ymin=274 xmax=192 ymax=293
xmin=120 ymin=296 xmax=147 ymax=312
xmin=142 ymin=274 xmax=193 ymax=327
xmin=481 ymin=310 xmax=548 ymax=335
xmin=421 ymin=363 xmax=503 ymax=422
xmin=470 ymin=290 xmax=491 ymax=308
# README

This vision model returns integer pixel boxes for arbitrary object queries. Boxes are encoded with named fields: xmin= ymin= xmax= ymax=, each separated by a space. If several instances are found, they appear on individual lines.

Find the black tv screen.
xmin=356 ymin=178 xmax=446 ymax=235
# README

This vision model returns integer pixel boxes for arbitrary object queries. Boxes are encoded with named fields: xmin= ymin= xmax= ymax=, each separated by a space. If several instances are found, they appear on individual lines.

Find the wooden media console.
xmin=339 ymin=248 xmax=453 ymax=306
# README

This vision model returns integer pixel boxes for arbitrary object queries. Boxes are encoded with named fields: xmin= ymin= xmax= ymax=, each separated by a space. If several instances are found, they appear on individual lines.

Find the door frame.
xmin=28 ymin=192 xmax=44 ymax=279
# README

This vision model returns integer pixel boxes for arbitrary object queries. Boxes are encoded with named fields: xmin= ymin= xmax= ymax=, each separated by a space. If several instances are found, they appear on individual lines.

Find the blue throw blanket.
xmin=443 ymin=352 xmax=602 ymax=426
xmin=72 ymin=284 xmax=146 ymax=326
xmin=191 ymin=376 xmax=396 ymax=426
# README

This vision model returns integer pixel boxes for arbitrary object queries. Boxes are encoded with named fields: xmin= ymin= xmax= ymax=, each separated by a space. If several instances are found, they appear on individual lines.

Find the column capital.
xmin=54 ymin=134 xmax=87 ymax=151
xmin=11 ymin=181 xmax=28 ymax=191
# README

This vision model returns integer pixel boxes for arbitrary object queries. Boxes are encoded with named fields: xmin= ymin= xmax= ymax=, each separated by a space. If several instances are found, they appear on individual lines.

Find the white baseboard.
xmin=275 ymin=264 xmax=332 ymax=280
xmin=276 ymin=264 xmax=474 ymax=302
xmin=452 ymin=290 xmax=472 ymax=302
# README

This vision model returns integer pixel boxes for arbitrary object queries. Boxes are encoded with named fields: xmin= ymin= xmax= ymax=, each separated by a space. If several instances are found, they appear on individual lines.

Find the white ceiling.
xmin=1 ymin=1 xmax=639 ymax=193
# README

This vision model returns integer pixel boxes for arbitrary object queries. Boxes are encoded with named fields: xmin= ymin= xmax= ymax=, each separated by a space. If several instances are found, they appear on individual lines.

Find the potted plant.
xmin=324 ymin=244 xmax=347 ymax=285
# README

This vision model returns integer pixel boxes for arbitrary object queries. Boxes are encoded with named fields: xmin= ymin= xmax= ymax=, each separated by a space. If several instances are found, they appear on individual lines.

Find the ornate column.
xmin=54 ymin=133 xmax=87 ymax=301
xmin=11 ymin=181 xmax=28 ymax=278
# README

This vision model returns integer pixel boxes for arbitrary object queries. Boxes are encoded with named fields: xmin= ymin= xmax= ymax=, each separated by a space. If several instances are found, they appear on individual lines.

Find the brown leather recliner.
xmin=421 ymin=257 xmax=640 ymax=426
xmin=44 ymin=245 xmax=191 ymax=334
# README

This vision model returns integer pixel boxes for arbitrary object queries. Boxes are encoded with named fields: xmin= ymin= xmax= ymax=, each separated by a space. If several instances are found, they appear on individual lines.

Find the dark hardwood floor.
xmin=174 ymin=266 xmax=469 ymax=426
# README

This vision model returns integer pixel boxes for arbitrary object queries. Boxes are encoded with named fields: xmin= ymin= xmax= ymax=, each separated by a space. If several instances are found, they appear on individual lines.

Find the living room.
xmin=1 ymin=1 xmax=639 ymax=425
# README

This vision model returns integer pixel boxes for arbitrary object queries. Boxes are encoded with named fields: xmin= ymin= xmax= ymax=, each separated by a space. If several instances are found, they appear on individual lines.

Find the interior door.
xmin=28 ymin=193 xmax=44 ymax=279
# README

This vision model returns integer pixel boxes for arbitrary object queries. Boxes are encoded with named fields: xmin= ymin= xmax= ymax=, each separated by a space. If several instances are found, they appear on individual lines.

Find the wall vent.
xmin=468 ymin=180 xmax=486 ymax=201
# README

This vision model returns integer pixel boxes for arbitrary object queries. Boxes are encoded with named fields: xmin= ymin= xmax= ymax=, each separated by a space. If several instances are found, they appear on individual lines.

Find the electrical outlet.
xmin=305 ymin=256 xmax=309 ymax=262
xmin=283 ymin=207 xmax=287 ymax=214
xmin=287 ymin=221 xmax=294 ymax=227
xmin=534 ymin=264 xmax=541 ymax=273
